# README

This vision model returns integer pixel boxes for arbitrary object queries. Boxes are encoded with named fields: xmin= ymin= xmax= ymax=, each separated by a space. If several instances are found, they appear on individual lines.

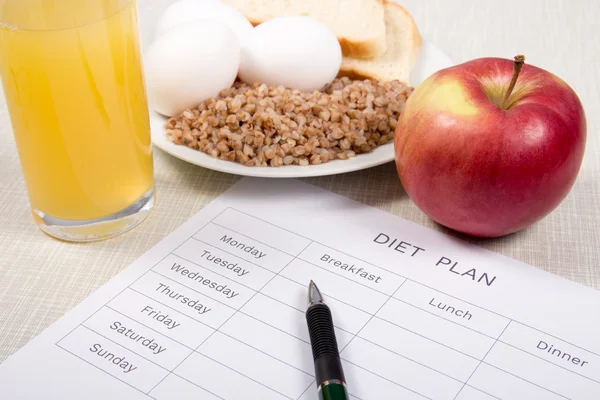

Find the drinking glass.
xmin=0 ymin=0 xmax=155 ymax=241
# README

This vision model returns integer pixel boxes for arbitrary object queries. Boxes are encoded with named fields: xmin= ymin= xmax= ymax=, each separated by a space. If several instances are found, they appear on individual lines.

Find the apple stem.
xmin=502 ymin=54 xmax=526 ymax=109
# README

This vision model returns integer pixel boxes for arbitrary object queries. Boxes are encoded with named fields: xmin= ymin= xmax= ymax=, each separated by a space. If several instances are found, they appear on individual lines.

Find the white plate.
xmin=150 ymin=40 xmax=453 ymax=178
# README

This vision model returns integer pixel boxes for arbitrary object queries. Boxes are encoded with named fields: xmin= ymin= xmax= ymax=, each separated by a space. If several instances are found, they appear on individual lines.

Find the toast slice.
xmin=220 ymin=0 xmax=387 ymax=60
xmin=340 ymin=1 xmax=421 ymax=84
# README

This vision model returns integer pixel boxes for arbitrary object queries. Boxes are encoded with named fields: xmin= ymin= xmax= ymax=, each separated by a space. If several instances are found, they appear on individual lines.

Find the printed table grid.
xmin=54 ymin=207 xmax=600 ymax=400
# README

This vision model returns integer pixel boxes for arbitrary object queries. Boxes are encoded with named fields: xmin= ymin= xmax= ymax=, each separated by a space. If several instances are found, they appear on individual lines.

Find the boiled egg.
xmin=145 ymin=20 xmax=240 ymax=117
xmin=156 ymin=0 xmax=253 ymax=45
xmin=239 ymin=16 xmax=342 ymax=92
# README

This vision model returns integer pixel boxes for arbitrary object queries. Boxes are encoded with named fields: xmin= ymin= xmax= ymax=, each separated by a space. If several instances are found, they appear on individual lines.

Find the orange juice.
xmin=0 ymin=0 xmax=154 ymax=233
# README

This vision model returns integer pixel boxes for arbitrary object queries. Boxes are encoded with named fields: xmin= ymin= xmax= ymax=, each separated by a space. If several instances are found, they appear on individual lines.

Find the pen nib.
xmin=308 ymin=280 xmax=324 ymax=307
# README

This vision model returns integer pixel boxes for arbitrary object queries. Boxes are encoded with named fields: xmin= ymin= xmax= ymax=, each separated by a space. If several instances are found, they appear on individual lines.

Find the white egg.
xmin=239 ymin=16 xmax=342 ymax=92
xmin=145 ymin=20 xmax=240 ymax=117
xmin=156 ymin=0 xmax=253 ymax=44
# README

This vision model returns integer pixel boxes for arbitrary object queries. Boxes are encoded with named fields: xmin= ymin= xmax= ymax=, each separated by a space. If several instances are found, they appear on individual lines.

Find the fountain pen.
xmin=306 ymin=280 xmax=349 ymax=400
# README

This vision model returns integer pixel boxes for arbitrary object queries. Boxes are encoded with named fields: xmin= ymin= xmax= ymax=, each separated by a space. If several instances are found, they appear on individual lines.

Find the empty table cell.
xmin=340 ymin=359 xmax=429 ymax=400
xmin=377 ymin=298 xmax=495 ymax=359
xmin=299 ymin=242 xmax=406 ymax=295
xmin=58 ymin=326 xmax=168 ymax=393
xmin=220 ymin=312 xmax=314 ymax=375
xmin=261 ymin=275 xmax=371 ymax=334
xmin=241 ymin=293 xmax=353 ymax=349
xmin=359 ymin=317 xmax=479 ymax=381
xmin=174 ymin=239 xmax=275 ymax=290
xmin=394 ymin=280 xmax=509 ymax=338
xmin=83 ymin=307 xmax=192 ymax=370
xmin=130 ymin=271 xmax=234 ymax=329
xmin=499 ymin=321 xmax=600 ymax=382
xmin=199 ymin=332 xmax=314 ymax=399
xmin=299 ymin=385 xmax=362 ymax=400
xmin=281 ymin=259 xmax=387 ymax=314
xmin=484 ymin=342 xmax=600 ymax=400
xmin=341 ymin=337 xmax=463 ymax=400
xmin=175 ymin=352 xmax=283 ymax=400
xmin=454 ymin=385 xmax=499 ymax=400
xmin=469 ymin=363 xmax=565 ymax=400
xmin=153 ymin=255 xmax=255 ymax=309
xmin=108 ymin=289 xmax=214 ymax=349
xmin=150 ymin=374 xmax=221 ymax=400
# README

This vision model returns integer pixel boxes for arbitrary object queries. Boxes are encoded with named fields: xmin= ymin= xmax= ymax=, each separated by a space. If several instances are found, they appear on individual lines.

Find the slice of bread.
xmin=339 ymin=1 xmax=421 ymax=84
xmin=220 ymin=0 xmax=387 ymax=60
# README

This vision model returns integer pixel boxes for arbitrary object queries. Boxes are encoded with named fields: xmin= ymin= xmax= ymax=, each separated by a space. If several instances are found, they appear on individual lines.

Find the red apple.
xmin=395 ymin=55 xmax=586 ymax=237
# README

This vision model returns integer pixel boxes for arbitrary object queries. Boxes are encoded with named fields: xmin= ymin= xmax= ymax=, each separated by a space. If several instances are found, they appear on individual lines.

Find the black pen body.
xmin=306 ymin=302 xmax=348 ymax=399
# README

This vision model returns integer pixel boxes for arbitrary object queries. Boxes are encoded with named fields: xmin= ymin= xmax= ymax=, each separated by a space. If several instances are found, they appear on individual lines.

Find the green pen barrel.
xmin=318 ymin=382 xmax=349 ymax=400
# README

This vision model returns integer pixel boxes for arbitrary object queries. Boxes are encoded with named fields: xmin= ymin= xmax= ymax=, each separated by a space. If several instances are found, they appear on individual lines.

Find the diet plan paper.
xmin=1 ymin=178 xmax=600 ymax=400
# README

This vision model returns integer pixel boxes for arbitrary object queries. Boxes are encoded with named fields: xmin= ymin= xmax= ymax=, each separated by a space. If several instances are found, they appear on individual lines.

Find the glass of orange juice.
xmin=0 ymin=0 xmax=154 ymax=241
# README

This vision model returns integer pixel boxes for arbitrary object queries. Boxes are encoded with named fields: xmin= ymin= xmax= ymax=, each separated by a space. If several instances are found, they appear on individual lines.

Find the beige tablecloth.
xmin=0 ymin=0 xmax=599 ymax=363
